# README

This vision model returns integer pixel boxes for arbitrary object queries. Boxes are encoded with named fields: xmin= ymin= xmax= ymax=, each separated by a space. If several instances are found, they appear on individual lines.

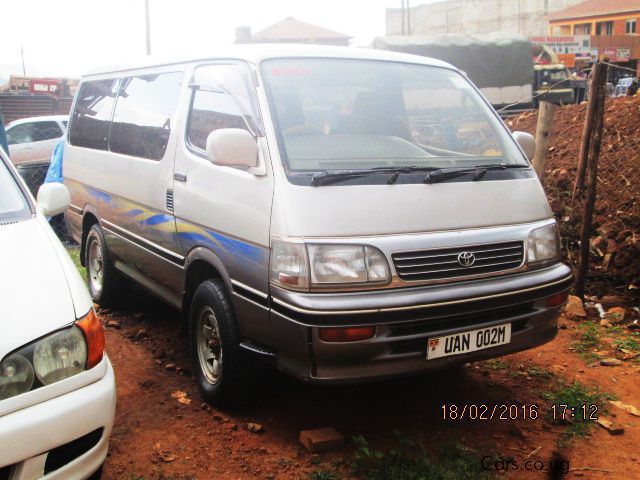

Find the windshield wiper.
xmin=310 ymin=166 xmax=435 ymax=186
xmin=424 ymin=164 xmax=529 ymax=184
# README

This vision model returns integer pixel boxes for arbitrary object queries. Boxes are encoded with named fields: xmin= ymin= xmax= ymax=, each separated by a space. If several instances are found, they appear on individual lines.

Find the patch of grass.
xmin=527 ymin=366 xmax=553 ymax=378
xmin=66 ymin=246 xmax=86 ymax=282
xmin=484 ymin=359 xmax=509 ymax=370
xmin=543 ymin=381 xmax=613 ymax=446
xmin=613 ymin=334 xmax=640 ymax=351
xmin=308 ymin=470 xmax=340 ymax=480
xmin=572 ymin=321 xmax=600 ymax=362
xmin=350 ymin=432 xmax=493 ymax=480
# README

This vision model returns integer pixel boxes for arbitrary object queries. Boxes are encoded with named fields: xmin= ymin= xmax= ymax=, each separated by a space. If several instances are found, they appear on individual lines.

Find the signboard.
xmin=601 ymin=47 xmax=631 ymax=62
xmin=575 ymin=48 xmax=599 ymax=62
xmin=617 ymin=48 xmax=631 ymax=62
xmin=529 ymin=35 xmax=591 ymax=54
xmin=557 ymin=53 xmax=576 ymax=68
xmin=29 ymin=78 xmax=59 ymax=95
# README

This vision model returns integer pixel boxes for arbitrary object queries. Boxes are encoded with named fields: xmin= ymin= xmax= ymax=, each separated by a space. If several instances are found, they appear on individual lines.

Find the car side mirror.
xmin=37 ymin=183 xmax=70 ymax=216
xmin=205 ymin=128 xmax=258 ymax=168
xmin=512 ymin=131 xmax=536 ymax=160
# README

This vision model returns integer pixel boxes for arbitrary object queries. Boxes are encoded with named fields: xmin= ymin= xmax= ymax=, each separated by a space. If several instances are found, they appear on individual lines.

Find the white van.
xmin=64 ymin=45 xmax=572 ymax=406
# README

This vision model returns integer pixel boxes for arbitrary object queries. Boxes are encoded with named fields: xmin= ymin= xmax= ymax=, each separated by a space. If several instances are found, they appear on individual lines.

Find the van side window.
xmin=186 ymin=64 xmax=261 ymax=153
xmin=110 ymin=72 xmax=183 ymax=160
xmin=69 ymin=79 xmax=119 ymax=150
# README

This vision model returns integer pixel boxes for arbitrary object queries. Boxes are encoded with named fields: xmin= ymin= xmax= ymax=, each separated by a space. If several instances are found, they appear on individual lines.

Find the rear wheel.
xmin=85 ymin=223 xmax=122 ymax=308
xmin=188 ymin=279 xmax=249 ymax=408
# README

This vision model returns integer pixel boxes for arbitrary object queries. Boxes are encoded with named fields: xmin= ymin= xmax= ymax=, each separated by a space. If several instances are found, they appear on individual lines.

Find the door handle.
xmin=174 ymin=172 xmax=187 ymax=182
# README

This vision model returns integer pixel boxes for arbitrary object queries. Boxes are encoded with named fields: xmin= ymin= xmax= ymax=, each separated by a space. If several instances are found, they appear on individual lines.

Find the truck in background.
xmin=373 ymin=32 xmax=574 ymax=112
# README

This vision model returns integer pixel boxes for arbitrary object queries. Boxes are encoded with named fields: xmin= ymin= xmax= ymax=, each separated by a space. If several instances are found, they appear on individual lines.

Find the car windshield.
xmin=0 ymin=154 xmax=31 ymax=222
xmin=261 ymin=58 xmax=527 ymax=173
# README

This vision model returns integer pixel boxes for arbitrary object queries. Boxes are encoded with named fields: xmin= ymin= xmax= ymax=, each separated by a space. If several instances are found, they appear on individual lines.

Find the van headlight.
xmin=0 ymin=310 xmax=104 ymax=402
xmin=527 ymin=222 xmax=560 ymax=267
xmin=270 ymin=240 xmax=390 ymax=291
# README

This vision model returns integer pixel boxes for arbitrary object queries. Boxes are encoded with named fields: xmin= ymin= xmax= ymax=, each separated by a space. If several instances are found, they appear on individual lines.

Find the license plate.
xmin=426 ymin=323 xmax=511 ymax=360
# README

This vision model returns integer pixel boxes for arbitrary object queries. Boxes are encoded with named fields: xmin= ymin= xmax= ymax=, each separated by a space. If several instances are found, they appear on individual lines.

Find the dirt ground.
xmin=508 ymin=96 xmax=640 ymax=303
xmin=88 ymin=98 xmax=640 ymax=479
xmin=97 ymin=290 xmax=640 ymax=480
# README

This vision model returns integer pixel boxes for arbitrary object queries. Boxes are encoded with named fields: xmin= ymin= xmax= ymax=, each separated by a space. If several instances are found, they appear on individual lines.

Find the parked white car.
xmin=5 ymin=115 xmax=68 ymax=167
xmin=0 ymin=148 xmax=115 ymax=479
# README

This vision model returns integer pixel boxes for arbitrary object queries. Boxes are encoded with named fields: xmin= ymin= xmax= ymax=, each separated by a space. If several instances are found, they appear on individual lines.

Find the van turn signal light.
xmin=318 ymin=326 xmax=375 ymax=342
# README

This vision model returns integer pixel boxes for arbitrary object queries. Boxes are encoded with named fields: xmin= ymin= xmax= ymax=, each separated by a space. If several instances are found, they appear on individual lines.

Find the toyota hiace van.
xmin=64 ymin=45 xmax=572 ymax=405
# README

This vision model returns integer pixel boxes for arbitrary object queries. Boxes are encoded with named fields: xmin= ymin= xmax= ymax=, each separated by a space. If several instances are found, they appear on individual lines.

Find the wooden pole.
xmin=532 ymin=100 xmax=557 ymax=180
xmin=575 ymin=62 xmax=608 ymax=299
xmin=573 ymin=62 xmax=607 ymax=199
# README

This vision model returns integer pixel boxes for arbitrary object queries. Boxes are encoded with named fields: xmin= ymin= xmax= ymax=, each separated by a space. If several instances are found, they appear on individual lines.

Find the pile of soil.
xmin=508 ymin=96 xmax=640 ymax=303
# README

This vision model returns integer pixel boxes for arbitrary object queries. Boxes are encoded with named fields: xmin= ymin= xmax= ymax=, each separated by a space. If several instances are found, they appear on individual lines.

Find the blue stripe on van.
xmin=124 ymin=208 xmax=144 ymax=217
xmin=143 ymin=214 xmax=173 ymax=226
xmin=208 ymin=230 xmax=263 ymax=262
xmin=88 ymin=189 xmax=112 ymax=204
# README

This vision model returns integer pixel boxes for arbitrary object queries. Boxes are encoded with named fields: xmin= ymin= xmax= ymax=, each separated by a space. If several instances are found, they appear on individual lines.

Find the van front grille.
xmin=392 ymin=241 xmax=525 ymax=282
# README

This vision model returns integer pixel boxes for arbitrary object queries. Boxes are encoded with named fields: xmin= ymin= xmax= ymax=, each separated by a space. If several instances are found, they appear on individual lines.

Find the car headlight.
xmin=0 ymin=310 xmax=104 ymax=402
xmin=270 ymin=240 xmax=390 ymax=291
xmin=33 ymin=327 xmax=87 ymax=385
xmin=0 ymin=354 xmax=34 ymax=401
xmin=527 ymin=222 xmax=560 ymax=267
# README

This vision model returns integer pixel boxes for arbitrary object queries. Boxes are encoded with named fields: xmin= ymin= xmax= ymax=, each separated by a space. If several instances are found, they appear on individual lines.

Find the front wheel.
xmin=188 ymin=279 xmax=249 ymax=408
xmin=85 ymin=223 xmax=123 ymax=308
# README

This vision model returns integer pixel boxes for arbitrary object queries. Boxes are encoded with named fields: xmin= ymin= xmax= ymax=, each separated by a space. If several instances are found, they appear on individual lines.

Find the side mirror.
xmin=206 ymin=128 xmax=258 ymax=168
xmin=37 ymin=183 xmax=70 ymax=216
xmin=512 ymin=131 xmax=536 ymax=160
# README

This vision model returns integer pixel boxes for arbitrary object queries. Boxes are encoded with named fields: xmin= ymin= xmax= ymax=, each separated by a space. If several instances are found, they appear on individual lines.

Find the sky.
xmin=0 ymin=0 xmax=427 ymax=78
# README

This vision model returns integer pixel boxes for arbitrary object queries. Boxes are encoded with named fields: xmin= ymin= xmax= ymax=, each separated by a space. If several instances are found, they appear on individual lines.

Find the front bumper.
xmin=266 ymin=263 xmax=572 ymax=383
xmin=0 ymin=357 xmax=116 ymax=480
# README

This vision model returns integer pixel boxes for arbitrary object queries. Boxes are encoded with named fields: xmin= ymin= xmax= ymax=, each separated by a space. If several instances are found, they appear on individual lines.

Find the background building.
xmin=548 ymin=0 xmax=640 ymax=35
xmin=386 ymin=0 xmax=585 ymax=37
xmin=548 ymin=0 xmax=640 ymax=81
xmin=235 ymin=17 xmax=352 ymax=46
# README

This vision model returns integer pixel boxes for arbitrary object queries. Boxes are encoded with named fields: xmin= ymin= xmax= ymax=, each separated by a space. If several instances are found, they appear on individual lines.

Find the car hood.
xmin=271 ymin=175 xmax=553 ymax=237
xmin=0 ymin=217 xmax=83 ymax=360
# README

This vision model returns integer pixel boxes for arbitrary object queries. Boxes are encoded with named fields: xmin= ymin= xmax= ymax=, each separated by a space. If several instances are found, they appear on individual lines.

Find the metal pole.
xmin=20 ymin=44 xmax=25 ymax=76
xmin=407 ymin=0 xmax=411 ymax=35
xmin=145 ymin=0 xmax=151 ymax=55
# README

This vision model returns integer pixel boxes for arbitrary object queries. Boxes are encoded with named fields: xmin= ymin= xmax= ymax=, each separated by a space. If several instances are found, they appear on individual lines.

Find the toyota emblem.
xmin=458 ymin=251 xmax=476 ymax=267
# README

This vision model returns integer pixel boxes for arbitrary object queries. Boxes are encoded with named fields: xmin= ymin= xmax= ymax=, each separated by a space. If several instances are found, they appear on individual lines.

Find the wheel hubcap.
xmin=197 ymin=307 xmax=222 ymax=384
xmin=88 ymin=239 xmax=104 ymax=294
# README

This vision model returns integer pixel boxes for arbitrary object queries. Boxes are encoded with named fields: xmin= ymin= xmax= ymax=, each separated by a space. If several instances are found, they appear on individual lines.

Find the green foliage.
xmin=308 ymin=470 xmax=340 ymax=480
xmin=527 ymin=366 xmax=553 ymax=378
xmin=484 ymin=359 xmax=509 ymax=370
xmin=543 ymin=381 xmax=612 ymax=445
xmin=350 ymin=431 xmax=492 ymax=480
xmin=572 ymin=321 xmax=600 ymax=361
xmin=613 ymin=334 xmax=640 ymax=351
xmin=66 ymin=246 xmax=87 ymax=282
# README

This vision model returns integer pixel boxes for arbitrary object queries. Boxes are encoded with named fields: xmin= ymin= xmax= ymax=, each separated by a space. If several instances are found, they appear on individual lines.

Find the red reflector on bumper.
xmin=318 ymin=326 xmax=375 ymax=342
xmin=546 ymin=291 xmax=569 ymax=308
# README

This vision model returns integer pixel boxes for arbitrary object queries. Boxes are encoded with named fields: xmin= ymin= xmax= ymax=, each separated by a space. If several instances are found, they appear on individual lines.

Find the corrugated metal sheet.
xmin=0 ymin=94 xmax=72 ymax=123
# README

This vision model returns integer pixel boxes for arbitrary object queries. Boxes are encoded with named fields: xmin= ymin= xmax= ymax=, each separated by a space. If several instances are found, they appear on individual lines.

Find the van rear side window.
xmin=110 ymin=72 xmax=183 ymax=160
xmin=69 ymin=79 xmax=119 ymax=150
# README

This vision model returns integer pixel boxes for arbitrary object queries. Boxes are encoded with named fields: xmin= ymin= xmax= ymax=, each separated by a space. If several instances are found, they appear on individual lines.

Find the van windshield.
xmin=261 ymin=59 xmax=528 ymax=176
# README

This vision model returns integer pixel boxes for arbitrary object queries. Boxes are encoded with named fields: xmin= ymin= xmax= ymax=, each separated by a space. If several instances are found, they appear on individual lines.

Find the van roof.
xmin=83 ymin=44 xmax=455 ymax=77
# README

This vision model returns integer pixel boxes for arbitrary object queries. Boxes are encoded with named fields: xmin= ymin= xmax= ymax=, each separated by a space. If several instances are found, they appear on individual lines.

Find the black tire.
xmin=84 ymin=223 xmax=122 ymax=308
xmin=188 ymin=279 xmax=249 ymax=408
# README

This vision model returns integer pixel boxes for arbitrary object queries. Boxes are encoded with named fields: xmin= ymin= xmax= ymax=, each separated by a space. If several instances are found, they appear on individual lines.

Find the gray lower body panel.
xmin=259 ymin=263 xmax=572 ymax=384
